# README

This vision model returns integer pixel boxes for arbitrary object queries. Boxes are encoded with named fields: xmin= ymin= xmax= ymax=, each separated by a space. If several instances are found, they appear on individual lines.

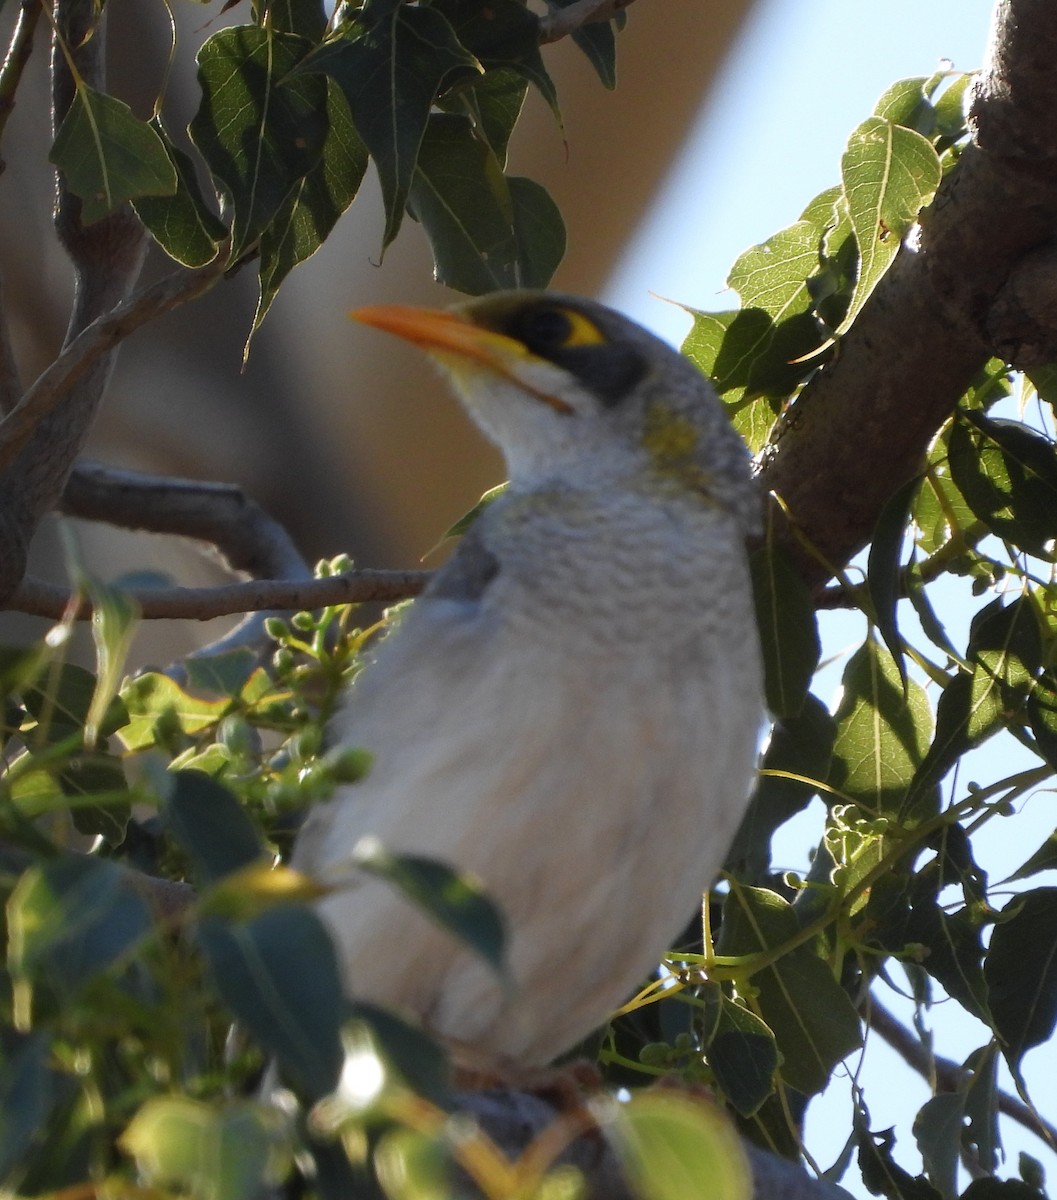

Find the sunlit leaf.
xmin=121 ymin=1096 xmax=282 ymax=1200
xmin=716 ymin=887 xmax=861 ymax=1095
xmin=301 ymin=6 xmax=480 ymax=249
xmin=190 ymin=26 xmax=329 ymax=256
xmin=50 ymin=85 xmax=177 ymax=223
xmin=119 ymin=672 xmax=228 ymax=751
xmin=837 ymin=116 xmax=941 ymax=335
xmin=828 ymin=634 xmax=933 ymax=819
xmin=602 ymin=1091 xmax=752 ymax=1200
xmin=704 ymin=996 xmax=778 ymax=1117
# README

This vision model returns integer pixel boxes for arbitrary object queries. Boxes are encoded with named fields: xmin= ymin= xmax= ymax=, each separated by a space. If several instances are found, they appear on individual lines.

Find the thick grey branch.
xmin=60 ymin=462 xmax=312 ymax=582
xmin=538 ymin=0 xmax=638 ymax=44
xmin=757 ymin=0 xmax=1057 ymax=591
xmin=10 ymin=570 xmax=430 ymax=621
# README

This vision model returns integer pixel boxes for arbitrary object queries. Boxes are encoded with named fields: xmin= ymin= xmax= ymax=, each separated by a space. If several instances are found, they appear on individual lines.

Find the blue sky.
xmin=602 ymin=2 xmax=1057 ymax=1192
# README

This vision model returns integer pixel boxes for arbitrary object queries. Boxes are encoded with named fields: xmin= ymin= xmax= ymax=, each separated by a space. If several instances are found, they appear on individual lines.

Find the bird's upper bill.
xmin=350 ymin=304 xmax=574 ymax=414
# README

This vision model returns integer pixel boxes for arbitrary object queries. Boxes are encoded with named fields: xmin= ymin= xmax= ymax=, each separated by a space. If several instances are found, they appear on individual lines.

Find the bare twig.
xmin=868 ymin=995 xmax=1057 ymax=1151
xmin=11 ymin=570 xmax=431 ymax=621
xmin=0 ymin=0 xmax=43 ymax=163
xmin=60 ymin=462 xmax=311 ymax=582
xmin=538 ymin=0 xmax=638 ymax=44
xmin=0 ymin=282 xmax=22 ymax=415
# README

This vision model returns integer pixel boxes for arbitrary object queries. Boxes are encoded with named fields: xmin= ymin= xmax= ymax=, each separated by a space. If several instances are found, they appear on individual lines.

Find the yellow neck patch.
xmin=641 ymin=401 xmax=714 ymax=498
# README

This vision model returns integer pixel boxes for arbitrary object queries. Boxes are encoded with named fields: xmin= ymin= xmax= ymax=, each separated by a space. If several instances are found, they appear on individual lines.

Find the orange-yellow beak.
xmin=349 ymin=304 xmax=574 ymax=414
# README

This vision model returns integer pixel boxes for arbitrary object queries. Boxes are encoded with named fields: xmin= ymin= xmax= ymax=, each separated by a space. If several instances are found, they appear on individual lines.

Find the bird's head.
xmin=352 ymin=291 xmax=759 ymax=532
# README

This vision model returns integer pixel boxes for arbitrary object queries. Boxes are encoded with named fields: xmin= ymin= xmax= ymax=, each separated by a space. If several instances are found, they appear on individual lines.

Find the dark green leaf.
xmin=984 ymin=887 xmax=1057 ymax=1072
xmin=251 ymin=81 xmax=369 ymax=340
xmin=260 ymin=0 xmax=327 ymax=39
xmin=408 ymin=113 xmax=564 ymax=293
xmin=133 ymin=119 xmax=227 ymax=267
xmin=0 ymin=1031 xmax=55 ymax=1177
xmin=904 ymin=889 xmax=988 ymax=1023
xmin=716 ymin=887 xmax=861 ymax=1095
xmin=962 ymin=1043 xmax=999 ymax=1174
xmin=198 ymin=905 xmax=344 ymax=1100
xmin=571 ymin=16 xmax=618 ymax=89
xmin=858 ymin=1124 xmax=943 ymax=1200
xmin=162 ymin=769 xmax=265 ymax=886
xmin=429 ymin=0 xmax=557 ymax=117
xmin=355 ymin=839 xmax=506 ymax=975
xmin=1027 ymin=682 xmax=1057 ymax=771
xmin=348 ymin=1002 xmax=451 ymax=1103
xmin=190 ymin=26 xmax=329 ymax=256
xmin=867 ymin=476 xmax=921 ymax=686
xmin=828 ymin=635 xmax=933 ymax=819
xmin=7 ymin=857 xmax=150 ymax=995
xmin=63 ymin=751 xmax=130 ymax=843
xmin=50 ymin=86 xmax=177 ymax=223
xmin=726 ymin=694 xmax=835 ymax=880
xmin=749 ymin=544 xmax=820 ymax=718
xmin=184 ymin=649 xmax=259 ymax=698
xmin=962 ymin=1181 xmax=1048 ymax=1200
xmin=948 ymin=411 xmax=1057 ymax=559
xmin=22 ymin=663 xmax=126 ymax=745
xmin=1008 ymin=829 xmax=1057 ymax=882
xmin=913 ymin=1092 xmax=963 ymax=1199
xmin=302 ymin=7 xmax=480 ymax=249
xmin=443 ymin=68 xmax=527 ymax=166
xmin=705 ymin=996 xmax=778 ymax=1116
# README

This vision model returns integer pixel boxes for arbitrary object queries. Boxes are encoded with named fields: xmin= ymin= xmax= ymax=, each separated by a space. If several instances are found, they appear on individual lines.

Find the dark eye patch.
xmin=558 ymin=343 xmax=649 ymax=407
xmin=505 ymin=307 xmax=574 ymax=356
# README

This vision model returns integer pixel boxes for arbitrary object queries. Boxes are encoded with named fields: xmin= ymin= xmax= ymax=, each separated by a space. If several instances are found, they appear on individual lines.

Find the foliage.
xmin=1 ymin=4 xmax=1057 ymax=1199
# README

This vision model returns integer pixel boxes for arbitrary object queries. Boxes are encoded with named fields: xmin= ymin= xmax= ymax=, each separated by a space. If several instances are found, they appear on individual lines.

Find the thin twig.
xmin=0 ymin=0 xmax=43 ymax=162
xmin=0 ymin=281 xmax=22 ymax=414
xmin=10 ymin=570 xmax=431 ymax=621
xmin=0 ymin=256 xmax=228 ymax=475
xmin=867 ymin=995 xmax=1057 ymax=1151
xmin=538 ymin=0 xmax=638 ymax=44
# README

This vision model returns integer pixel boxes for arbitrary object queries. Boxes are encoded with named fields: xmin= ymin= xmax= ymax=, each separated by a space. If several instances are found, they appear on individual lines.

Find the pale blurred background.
xmin=6 ymin=0 xmax=1053 ymax=1192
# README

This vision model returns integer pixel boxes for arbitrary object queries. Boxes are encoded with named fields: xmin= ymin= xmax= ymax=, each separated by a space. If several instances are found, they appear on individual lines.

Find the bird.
xmin=291 ymin=290 xmax=763 ymax=1072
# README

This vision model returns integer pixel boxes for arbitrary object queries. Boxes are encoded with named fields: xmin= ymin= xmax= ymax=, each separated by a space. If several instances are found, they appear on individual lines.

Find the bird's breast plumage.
xmin=294 ymin=484 xmax=761 ymax=1065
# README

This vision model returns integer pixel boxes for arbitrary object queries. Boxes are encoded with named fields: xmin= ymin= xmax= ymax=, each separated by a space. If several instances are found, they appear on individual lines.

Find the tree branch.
xmin=0 ymin=0 xmax=43 ymax=167
xmin=867 ymin=996 xmax=1057 ymax=1152
xmin=10 ymin=570 xmax=430 ymax=622
xmin=538 ymin=0 xmax=638 ymax=44
xmin=60 ymin=462 xmax=312 ymax=583
xmin=757 ymin=0 xmax=1057 ymax=592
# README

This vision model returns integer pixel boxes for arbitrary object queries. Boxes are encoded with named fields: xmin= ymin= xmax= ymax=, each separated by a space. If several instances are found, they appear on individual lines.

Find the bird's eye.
xmin=512 ymin=306 xmax=607 ymax=355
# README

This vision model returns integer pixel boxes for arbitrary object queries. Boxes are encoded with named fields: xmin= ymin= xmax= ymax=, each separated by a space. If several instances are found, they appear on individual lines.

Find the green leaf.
xmin=716 ymin=887 xmax=862 ymax=1096
xmin=837 ymin=116 xmax=941 ymax=335
xmin=866 ymin=475 xmax=921 ymax=686
xmin=904 ymin=885 xmax=988 ymax=1023
xmin=727 ymin=220 xmax=822 ymax=321
xmin=374 ymin=1128 xmax=450 ymax=1200
xmin=162 ymin=769 xmax=266 ymax=886
xmin=408 ymin=113 xmax=564 ymax=293
xmin=726 ymin=693 xmax=836 ymax=880
xmin=22 ymin=662 xmax=127 ymax=745
xmin=118 ymin=672 xmax=229 ymax=751
xmin=429 ymin=0 xmax=557 ymax=119
xmin=858 ymin=1121 xmax=942 ymax=1200
xmin=120 ymin=1096 xmax=281 ymax=1200
xmin=749 ymin=543 xmax=820 ymax=718
xmin=49 ymin=85 xmax=177 ymax=223
xmin=184 ymin=648 xmax=259 ymax=698
xmin=190 ymin=26 xmax=329 ymax=256
xmin=7 ymin=857 xmax=150 ymax=1005
xmin=0 ymin=1031 xmax=55 ymax=1177
xmin=62 ymin=751 xmax=130 ymax=843
xmin=948 ymin=410 xmax=1057 ymax=558
xmin=571 ymin=15 xmax=618 ymax=89
xmin=133 ymin=119 xmax=228 ymax=267
xmin=443 ymin=68 xmax=527 ymax=167
xmin=444 ymin=482 xmax=508 ymax=539
xmin=603 ymin=1091 xmax=752 ymax=1200
xmin=198 ymin=905 xmax=345 ymax=1100
xmin=705 ymin=996 xmax=779 ymax=1116
xmin=874 ymin=77 xmax=934 ymax=136
xmin=984 ymin=887 xmax=1057 ymax=1072
xmin=828 ymin=634 xmax=933 ymax=819
xmin=354 ymin=838 xmax=507 ymax=975
xmin=913 ymin=1092 xmax=963 ymax=1199
xmin=302 ymin=7 xmax=481 ymax=250
xmin=1009 ymin=829 xmax=1057 ymax=882
xmin=250 ymin=81 xmax=369 ymax=342
xmin=1027 ymin=680 xmax=1057 ymax=771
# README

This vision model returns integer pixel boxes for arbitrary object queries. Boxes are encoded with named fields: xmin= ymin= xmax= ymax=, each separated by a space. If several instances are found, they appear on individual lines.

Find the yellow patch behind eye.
xmin=558 ymin=308 xmax=608 ymax=347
